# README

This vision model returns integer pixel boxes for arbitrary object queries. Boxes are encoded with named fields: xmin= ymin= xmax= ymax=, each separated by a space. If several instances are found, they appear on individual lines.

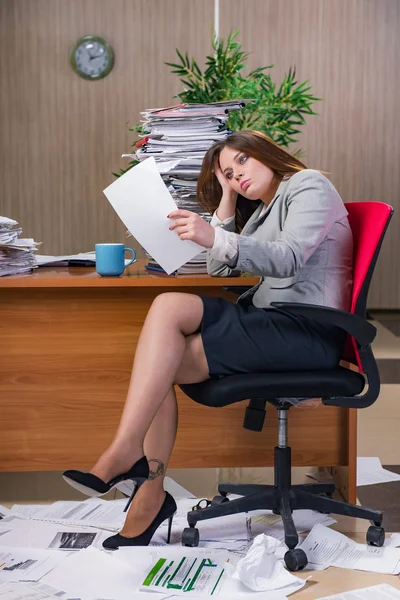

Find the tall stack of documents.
xmin=0 ymin=216 xmax=39 ymax=277
xmin=124 ymin=101 xmax=248 ymax=274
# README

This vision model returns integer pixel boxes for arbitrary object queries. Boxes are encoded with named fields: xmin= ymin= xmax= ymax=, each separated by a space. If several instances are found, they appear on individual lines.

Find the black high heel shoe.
xmin=102 ymin=491 xmax=177 ymax=549
xmin=62 ymin=456 xmax=149 ymax=512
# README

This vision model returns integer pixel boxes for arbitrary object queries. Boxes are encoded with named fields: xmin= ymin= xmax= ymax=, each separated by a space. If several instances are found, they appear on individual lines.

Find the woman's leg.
xmin=119 ymin=386 xmax=178 ymax=537
xmin=120 ymin=332 xmax=210 ymax=537
xmin=90 ymin=293 xmax=210 ymax=534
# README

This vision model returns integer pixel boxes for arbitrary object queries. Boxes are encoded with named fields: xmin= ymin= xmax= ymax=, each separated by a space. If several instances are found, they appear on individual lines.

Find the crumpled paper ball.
xmin=232 ymin=534 xmax=303 ymax=592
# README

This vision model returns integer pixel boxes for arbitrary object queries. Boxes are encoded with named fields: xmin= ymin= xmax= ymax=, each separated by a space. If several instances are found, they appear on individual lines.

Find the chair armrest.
xmin=270 ymin=302 xmax=376 ymax=347
xmin=271 ymin=302 xmax=380 ymax=409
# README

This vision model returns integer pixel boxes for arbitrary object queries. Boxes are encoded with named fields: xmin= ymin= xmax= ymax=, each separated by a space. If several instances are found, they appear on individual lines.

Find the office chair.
xmin=179 ymin=201 xmax=394 ymax=571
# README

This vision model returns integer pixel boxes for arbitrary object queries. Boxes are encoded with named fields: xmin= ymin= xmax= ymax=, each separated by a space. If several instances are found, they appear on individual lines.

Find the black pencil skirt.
xmin=199 ymin=295 xmax=346 ymax=379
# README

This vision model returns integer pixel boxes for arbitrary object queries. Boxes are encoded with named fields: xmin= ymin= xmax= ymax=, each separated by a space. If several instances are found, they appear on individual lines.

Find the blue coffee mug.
xmin=95 ymin=243 xmax=136 ymax=276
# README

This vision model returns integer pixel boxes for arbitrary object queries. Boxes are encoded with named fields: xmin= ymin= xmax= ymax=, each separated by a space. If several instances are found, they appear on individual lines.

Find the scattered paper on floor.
xmin=11 ymin=498 xmax=126 ymax=531
xmin=300 ymin=524 xmax=400 ymax=574
xmin=315 ymin=582 xmax=400 ymax=599
xmin=250 ymin=509 xmax=336 ymax=542
xmin=357 ymin=457 xmax=400 ymax=486
xmin=386 ymin=533 xmax=400 ymax=548
xmin=0 ymin=545 xmax=67 ymax=582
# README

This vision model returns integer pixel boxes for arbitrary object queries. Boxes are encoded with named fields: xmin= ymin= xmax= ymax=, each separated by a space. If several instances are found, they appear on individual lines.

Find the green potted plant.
xmin=115 ymin=30 xmax=320 ymax=177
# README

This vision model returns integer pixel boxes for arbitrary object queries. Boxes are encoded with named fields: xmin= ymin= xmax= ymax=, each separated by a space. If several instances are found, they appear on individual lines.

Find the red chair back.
xmin=344 ymin=202 xmax=393 ymax=368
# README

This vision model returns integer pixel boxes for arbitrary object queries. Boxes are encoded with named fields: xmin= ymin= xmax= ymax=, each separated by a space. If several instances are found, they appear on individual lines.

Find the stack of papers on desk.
xmin=176 ymin=250 xmax=208 ymax=274
xmin=35 ymin=252 xmax=96 ymax=267
xmin=118 ymin=101 xmax=249 ymax=274
xmin=0 ymin=216 xmax=39 ymax=277
xmin=35 ymin=252 xmax=135 ymax=268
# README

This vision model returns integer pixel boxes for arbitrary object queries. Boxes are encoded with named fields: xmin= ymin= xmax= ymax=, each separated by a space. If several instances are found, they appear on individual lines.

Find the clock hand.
xmin=89 ymin=52 xmax=104 ymax=60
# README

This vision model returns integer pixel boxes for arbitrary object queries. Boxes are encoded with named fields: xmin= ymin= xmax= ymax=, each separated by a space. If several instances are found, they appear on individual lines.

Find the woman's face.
xmin=218 ymin=146 xmax=276 ymax=202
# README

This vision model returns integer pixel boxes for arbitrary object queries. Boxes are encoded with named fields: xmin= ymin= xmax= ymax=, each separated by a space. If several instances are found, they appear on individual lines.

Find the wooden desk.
xmin=0 ymin=260 xmax=356 ymax=502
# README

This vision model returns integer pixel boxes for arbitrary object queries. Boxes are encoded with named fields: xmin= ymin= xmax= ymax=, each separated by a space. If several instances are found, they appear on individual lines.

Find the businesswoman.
xmin=63 ymin=130 xmax=353 ymax=548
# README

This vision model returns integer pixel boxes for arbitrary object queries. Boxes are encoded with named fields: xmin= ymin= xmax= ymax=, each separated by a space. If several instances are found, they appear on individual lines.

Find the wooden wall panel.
xmin=0 ymin=0 xmax=214 ymax=255
xmin=220 ymin=0 xmax=400 ymax=308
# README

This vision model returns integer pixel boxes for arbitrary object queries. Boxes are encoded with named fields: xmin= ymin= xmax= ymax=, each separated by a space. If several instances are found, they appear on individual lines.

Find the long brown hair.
xmin=197 ymin=130 xmax=307 ymax=231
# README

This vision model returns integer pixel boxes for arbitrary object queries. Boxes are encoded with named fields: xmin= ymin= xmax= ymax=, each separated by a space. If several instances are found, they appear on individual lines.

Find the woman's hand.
xmin=214 ymin=158 xmax=236 ymax=197
xmin=213 ymin=157 xmax=238 ymax=221
xmin=168 ymin=210 xmax=216 ymax=248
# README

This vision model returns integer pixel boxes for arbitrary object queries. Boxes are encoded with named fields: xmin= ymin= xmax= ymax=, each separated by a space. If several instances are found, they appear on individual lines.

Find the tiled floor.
xmin=1 ymin=312 xmax=400 ymax=531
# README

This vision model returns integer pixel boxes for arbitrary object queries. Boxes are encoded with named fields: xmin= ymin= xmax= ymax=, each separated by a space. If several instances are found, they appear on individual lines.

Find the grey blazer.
xmin=207 ymin=169 xmax=353 ymax=311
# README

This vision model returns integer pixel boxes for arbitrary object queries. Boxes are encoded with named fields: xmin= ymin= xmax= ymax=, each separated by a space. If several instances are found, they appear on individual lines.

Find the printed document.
xmin=104 ymin=157 xmax=204 ymax=274
xmin=0 ymin=519 xmax=110 ymax=550
xmin=0 ymin=581 xmax=68 ymax=599
xmin=0 ymin=546 xmax=66 ymax=582
xmin=11 ymin=498 xmax=126 ymax=531
xmin=140 ymin=554 xmax=228 ymax=596
xmin=300 ymin=524 xmax=400 ymax=574
xmin=41 ymin=546 xmax=164 ymax=600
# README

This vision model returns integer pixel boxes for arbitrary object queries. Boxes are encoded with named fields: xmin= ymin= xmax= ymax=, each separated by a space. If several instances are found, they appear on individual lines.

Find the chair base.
xmin=185 ymin=446 xmax=383 ymax=551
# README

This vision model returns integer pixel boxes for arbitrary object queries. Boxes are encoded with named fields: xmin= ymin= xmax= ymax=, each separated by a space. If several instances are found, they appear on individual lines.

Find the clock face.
xmin=71 ymin=36 xmax=114 ymax=80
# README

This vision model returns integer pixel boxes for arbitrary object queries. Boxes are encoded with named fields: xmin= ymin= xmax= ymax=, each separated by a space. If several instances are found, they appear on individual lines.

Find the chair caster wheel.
xmin=211 ymin=495 xmax=229 ymax=506
xmin=367 ymin=525 xmax=385 ymax=547
xmin=182 ymin=527 xmax=200 ymax=547
xmin=284 ymin=549 xmax=308 ymax=571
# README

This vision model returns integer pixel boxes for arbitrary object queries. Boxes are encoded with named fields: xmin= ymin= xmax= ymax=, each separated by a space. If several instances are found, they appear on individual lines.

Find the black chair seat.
xmin=180 ymin=366 xmax=365 ymax=407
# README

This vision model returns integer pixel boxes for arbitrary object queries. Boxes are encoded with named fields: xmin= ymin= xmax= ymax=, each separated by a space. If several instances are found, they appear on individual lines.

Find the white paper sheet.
xmin=12 ymin=498 xmax=126 ymax=531
xmin=0 ymin=505 xmax=13 ymax=520
xmin=300 ymin=524 xmax=400 ymax=574
xmin=103 ymin=157 xmax=203 ymax=274
xmin=151 ymin=497 xmax=250 ymax=552
xmin=357 ymin=457 xmax=400 ymax=486
xmin=0 ymin=520 xmax=110 ymax=550
xmin=116 ymin=546 xmax=291 ymax=599
xmin=191 ymin=539 xmax=252 ymax=557
xmin=0 ymin=545 xmax=66 ymax=582
xmin=315 ymin=583 xmax=400 ymax=599
xmin=250 ymin=509 xmax=336 ymax=542
xmin=0 ymin=580 xmax=72 ymax=599
xmin=41 ymin=546 xmax=169 ymax=600
xmin=10 ymin=505 xmax=45 ymax=519
xmin=386 ymin=533 xmax=400 ymax=548
xmin=219 ymin=578 xmax=291 ymax=600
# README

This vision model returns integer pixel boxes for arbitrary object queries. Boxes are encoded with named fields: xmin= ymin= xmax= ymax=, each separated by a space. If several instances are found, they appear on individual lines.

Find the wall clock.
xmin=71 ymin=35 xmax=114 ymax=80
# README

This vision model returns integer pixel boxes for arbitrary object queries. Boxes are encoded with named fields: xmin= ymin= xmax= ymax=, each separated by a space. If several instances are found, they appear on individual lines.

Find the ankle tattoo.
xmin=148 ymin=459 xmax=165 ymax=480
